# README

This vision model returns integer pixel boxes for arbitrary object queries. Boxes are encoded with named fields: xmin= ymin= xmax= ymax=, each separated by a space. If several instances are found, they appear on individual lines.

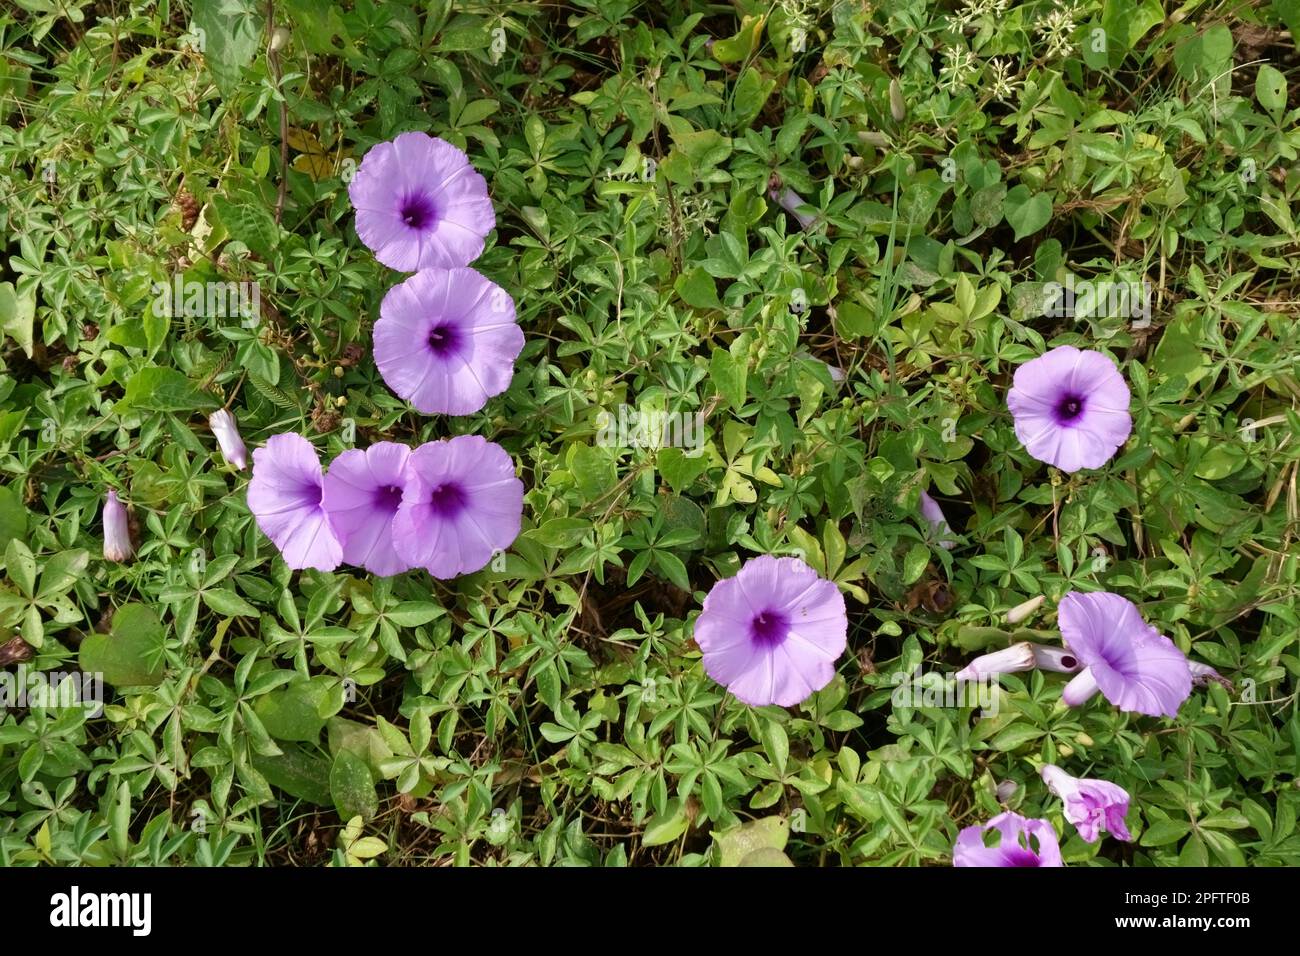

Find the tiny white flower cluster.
xmin=940 ymin=1 xmax=1085 ymax=98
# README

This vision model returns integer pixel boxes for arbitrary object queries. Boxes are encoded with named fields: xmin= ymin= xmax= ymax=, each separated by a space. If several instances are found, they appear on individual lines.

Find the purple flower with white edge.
xmin=693 ymin=555 xmax=847 ymax=708
xmin=247 ymin=433 xmax=343 ymax=572
xmin=1006 ymin=346 xmax=1132 ymax=472
xmin=954 ymin=642 xmax=1034 ymax=682
xmin=392 ymin=435 xmax=523 ymax=578
xmin=953 ymin=812 xmax=1063 ymax=867
xmin=919 ymin=490 xmax=956 ymax=550
xmin=374 ymin=266 xmax=523 ymax=416
xmin=1058 ymin=591 xmax=1192 ymax=717
xmin=208 ymin=408 xmax=247 ymax=470
xmin=102 ymin=489 xmax=133 ymax=562
xmin=348 ymin=131 xmax=495 ymax=271
xmin=1041 ymin=764 xmax=1132 ymax=843
xmin=321 ymin=442 xmax=413 ymax=577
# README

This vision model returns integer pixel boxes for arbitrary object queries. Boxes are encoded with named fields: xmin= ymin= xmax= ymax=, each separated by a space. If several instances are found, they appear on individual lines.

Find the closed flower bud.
xmin=208 ymin=408 xmax=248 ymax=470
xmin=102 ymin=489 xmax=133 ymax=562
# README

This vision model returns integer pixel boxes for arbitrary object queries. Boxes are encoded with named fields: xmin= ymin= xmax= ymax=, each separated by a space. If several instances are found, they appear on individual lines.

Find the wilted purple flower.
xmin=348 ymin=131 xmax=495 ymax=271
xmin=769 ymin=186 xmax=818 ymax=230
xmin=208 ymin=408 xmax=247 ymax=470
xmin=995 ymin=779 xmax=1019 ymax=803
xmin=102 ymin=489 xmax=133 ymax=562
xmin=694 ymin=555 xmax=847 ymax=707
xmin=1041 ymin=764 xmax=1132 ymax=843
xmin=247 ymin=434 xmax=342 ymax=572
xmin=392 ymin=435 xmax=523 ymax=578
xmin=321 ymin=442 xmax=413 ymax=577
xmin=1006 ymin=346 xmax=1132 ymax=472
xmin=953 ymin=812 xmax=1063 ymax=867
xmin=1058 ymin=591 xmax=1191 ymax=717
xmin=374 ymin=266 xmax=523 ymax=416
xmin=954 ymin=642 xmax=1035 ymax=682
xmin=1189 ymin=661 xmax=1234 ymax=692
xmin=919 ymin=490 xmax=956 ymax=550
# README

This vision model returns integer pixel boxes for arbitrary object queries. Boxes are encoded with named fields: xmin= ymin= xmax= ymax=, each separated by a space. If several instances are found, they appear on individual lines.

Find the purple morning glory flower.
xmin=1041 ymin=764 xmax=1132 ymax=843
xmin=348 ymin=132 xmax=495 ymax=271
xmin=247 ymin=433 xmax=343 ymax=572
xmin=693 ymin=555 xmax=847 ymax=708
xmin=953 ymin=812 xmax=1064 ymax=867
xmin=392 ymin=435 xmax=524 ymax=578
xmin=373 ymin=266 xmax=524 ymax=416
xmin=1057 ymin=591 xmax=1192 ymax=717
xmin=321 ymin=442 xmax=413 ymax=577
xmin=102 ymin=489 xmax=133 ymax=562
xmin=1006 ymin=346 xmax=1132 ymax=472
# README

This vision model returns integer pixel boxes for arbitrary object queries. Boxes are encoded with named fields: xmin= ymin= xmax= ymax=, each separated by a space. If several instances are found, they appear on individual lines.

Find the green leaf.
xmin=79 ymin=604 xmax=167 ymax=688
xmin=254 ymin=681 xmax=329 ymax=742
xmin=211 ymin=194 xmax=280 ymax=260
xmin=641 ymin=799 xmax=690 ymax=846
xmin=330 ymin=749 xmax=380 ymax=822
xmin=118 ymin=367 xmax=220 ymax=414
xmin=202 ymin=587 xmax=260 ymax=618
xmin=252 ymin=745 xmax=332 ymax=805
xmin=191 ymin=0 xmax=263 ymax=92
xmin=0 ymin=281 xmax=35 ymax=358
xmin=713 ymin=816 xmax=790 ymax=867
xmin=1004 ymin=186 xmax=1053 ymax=242
xmin=0 ymin=487 xmax=26 ymax=552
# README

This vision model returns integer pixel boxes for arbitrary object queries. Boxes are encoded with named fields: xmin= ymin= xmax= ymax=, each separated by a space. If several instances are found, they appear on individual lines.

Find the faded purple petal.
xmin=694 ymin=555 xmax=847 ymax=708
xmin=374 ymin=266 xmax=523 ymax=416
xmin=1006 ymin=346 xmax=1132 ymax=472
xmin=391 ymin=435 xmax=524 ymax=578
xmin=247 ymin=433 xmax=342 ymax=572
xmin=1042 ymin=764 xmax=1132 ymax=843
xmin=349 ymin=131 xmax=495 ymax=271
xmin=919 ymin=490 xmax=956 ymax=550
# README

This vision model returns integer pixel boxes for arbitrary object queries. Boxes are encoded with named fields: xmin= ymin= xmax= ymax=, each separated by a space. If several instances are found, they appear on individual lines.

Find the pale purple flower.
xmin=995 ymin=779 xmax=1019 ymax=803
xmin=208 ymin=408 xmax=247 ymax=470
xmin=1006 ymin=346 xmax=1132 ymax=472
xmin=1041 ymin=764 xmax=1132 ymax=843
xmin=247 ymin=433 xmax=343 ymax=572
xmin=919 ymin=490 xmax=956 ymax=549
xmin=954 ymin=642 xmax=1034 ymax=682
xmin=392 ymin=435 xmax=523 ymax=578
xmin=769 ymin=186 xmax=818 ymax=230
xmin=102 ymin=489 xmax=133 ymax=562
xmin=321 ymin=442 xmax=413 ymax=577
xmin=373 ymin=266 xmax=523 ymax=416
xmin=1057 ymin=591 xmax=1192 ymax=717
xmin=348 ymin=131 xmax=495 ymax=271
xmin=694 ymin=555 xmax=847 ymax=707
xmin=1030 ymin=643 xmax=1083 ymax=673
xmin=953 ymin=812 xmax=1063 ymax=867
